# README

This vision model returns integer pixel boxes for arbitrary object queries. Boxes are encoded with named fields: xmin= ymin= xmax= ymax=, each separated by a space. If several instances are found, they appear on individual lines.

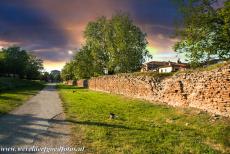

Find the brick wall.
xmin=64 ymin=80 xmax=75 ymax=86
xmin=76 ymin=79 xmax=88 ymax=87
xmin=86 ymin=64 xmax=230 ymax=117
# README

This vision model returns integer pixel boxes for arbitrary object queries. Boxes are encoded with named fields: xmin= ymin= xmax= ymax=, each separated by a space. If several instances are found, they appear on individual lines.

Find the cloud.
xmin=0 ymin=0 xmax=181 ymax=70
xmin=0 ymin=0 xmax=71 ymax=61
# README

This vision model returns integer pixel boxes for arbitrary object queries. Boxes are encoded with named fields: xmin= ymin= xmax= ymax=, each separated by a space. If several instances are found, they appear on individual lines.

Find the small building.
xmin=159 ymin=66 xmax=173 ymax=73
xmin=141 ymin=61 xmax=171 ymax=72
xmin=141 ymin=60 xmax=189 ymax=73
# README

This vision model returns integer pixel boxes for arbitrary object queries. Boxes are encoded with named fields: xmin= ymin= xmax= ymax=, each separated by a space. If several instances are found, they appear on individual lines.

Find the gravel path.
xmin=0 ymin=84 xmax=76 ymax=153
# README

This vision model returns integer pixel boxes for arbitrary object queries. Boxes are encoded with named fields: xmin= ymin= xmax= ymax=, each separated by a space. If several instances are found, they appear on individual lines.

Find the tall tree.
xmin=173 ymin=0 xmax=230 ymax=67
xmin=62 ymin=13 xmax=151 ymax=80
xmin=61 ymin=61 xmax=75 ymax=81
xmin=50 ymin=70 xmax=61 ymax=82
xmin=0 ymin=46 xmax=44 ymax=79
xmin=3 ymin=46 xmax=29 ymax=77
xmin=84 ymin=17 xmax=110 ymax=75
xmin=108 ymin=13 xmax=149 ymax=73
xmin=84 ymin=13 xmax=150 ymax=73
xmin=73 ymin=45 xmax=94 ymax=79
xmin=0 ymin=52 xmax=6 ymax=75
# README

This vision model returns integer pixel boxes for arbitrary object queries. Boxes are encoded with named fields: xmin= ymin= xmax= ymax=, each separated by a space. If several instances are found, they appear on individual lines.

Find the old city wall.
xmin=76 ymin=64 xmax=230 ymax=117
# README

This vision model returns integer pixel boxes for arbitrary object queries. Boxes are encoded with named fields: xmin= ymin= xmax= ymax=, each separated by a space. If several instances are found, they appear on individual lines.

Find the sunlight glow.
xmin=68 ymin=50 xmax=73 ymax=55
xmin=43 ymin=60 xmax=66 ymax=72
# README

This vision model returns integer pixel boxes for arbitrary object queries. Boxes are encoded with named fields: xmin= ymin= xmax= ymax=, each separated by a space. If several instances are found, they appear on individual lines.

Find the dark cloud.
xmin=0 ymin=0 xmax=70 ymax=61
xmin=0 ymin=0 xmax=182 ymax=70
xmin=130 ymin=0 xmax=178 ymax=25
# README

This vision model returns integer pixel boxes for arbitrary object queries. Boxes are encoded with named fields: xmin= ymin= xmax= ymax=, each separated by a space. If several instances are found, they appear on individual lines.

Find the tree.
xmin=41 ymin=72 xmax=50 ymax=82
xmin=108 ymin=13 xmax=150 ymax=73
xmin=84 ymin=17 xmax=109 ymax=75
xmin=61 ymin=61 xmax=75 ymax=81
xmin=50 ymin=70 xmax=61 ymax=82
xmin=25 ymin=54 xmax=43 ymax=79
xmin=61 ymin=13 xmax=151 ymax=80
xmin=73 ymin=45 xmax=94 ymax=79
xmin=173 ymin=0 xmax=230 ymax=67
xmin=0 ymin=52 xmax=6 ymax=75
xmin=2 ymin=46 xmax=29 ymax=77
xmin=0 ymin=46 xmax=44 ymax=79
xmin=217 ymin=0 xmax=230 ymax=59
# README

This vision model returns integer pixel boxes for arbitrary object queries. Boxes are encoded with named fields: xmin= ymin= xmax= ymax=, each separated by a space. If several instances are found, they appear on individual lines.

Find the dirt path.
xmin=0 ymin=84 xmax=76 ymax=153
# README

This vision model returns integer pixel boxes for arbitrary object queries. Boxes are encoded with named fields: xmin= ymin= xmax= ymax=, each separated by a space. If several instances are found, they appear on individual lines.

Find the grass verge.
xmin=0 ymin=77 xmax=45 ymax=115
xmin=58 ymin=84 xmax=230 ymax=154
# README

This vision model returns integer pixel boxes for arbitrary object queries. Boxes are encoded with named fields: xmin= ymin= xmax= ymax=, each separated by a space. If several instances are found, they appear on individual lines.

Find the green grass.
xmin=175 ymin=60 xmax=230 ymax=75
xmin=0 ymin=77 xmax=45 ymax=115
xmin=58 ymin=85 xmax=230 ymax=154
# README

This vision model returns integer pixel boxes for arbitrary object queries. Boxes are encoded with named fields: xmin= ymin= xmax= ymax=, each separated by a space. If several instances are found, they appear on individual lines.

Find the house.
xmin=158 ymin=62 xmax=188 ymax=73
xmin=141 ymin=60 xmax=189 ymax=73
xmin=141 ymin=61 xmax=170 ymax=72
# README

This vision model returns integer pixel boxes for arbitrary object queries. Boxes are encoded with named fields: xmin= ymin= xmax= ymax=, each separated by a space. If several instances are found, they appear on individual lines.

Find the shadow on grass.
xmin=0 ymin=114 xmax=70 ymax=146
xmin=0 ymin=85 xmax=44 ymax=94
xmin=0 ymin=95 xmax=22 ymax=101
xmin=67 ymin=119 xmax=146 ymax=131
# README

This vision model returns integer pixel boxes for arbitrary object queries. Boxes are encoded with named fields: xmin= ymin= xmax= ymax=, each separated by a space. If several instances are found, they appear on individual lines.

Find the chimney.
xmin=168 ymin=61 xmax=171 ymax=66
xmin=177 ymin=58 xmax=181 ymax=64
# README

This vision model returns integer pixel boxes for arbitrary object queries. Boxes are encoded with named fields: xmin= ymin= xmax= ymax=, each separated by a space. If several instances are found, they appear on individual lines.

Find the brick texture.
xmin=76 ymin=64 xmax=230 ymax=117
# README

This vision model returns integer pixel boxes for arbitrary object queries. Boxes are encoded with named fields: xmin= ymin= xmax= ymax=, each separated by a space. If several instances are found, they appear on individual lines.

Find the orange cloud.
xmin=0 ymin=40 xmax=20 ymax=48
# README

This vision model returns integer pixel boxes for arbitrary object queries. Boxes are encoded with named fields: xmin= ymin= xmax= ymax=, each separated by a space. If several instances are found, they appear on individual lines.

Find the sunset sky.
xmin=0 ymin=0 xmax=224 ymax=72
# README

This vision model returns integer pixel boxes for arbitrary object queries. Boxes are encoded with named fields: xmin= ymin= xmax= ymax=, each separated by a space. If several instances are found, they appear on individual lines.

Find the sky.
xmin=0 ymin=0 xmax=225 ymax=72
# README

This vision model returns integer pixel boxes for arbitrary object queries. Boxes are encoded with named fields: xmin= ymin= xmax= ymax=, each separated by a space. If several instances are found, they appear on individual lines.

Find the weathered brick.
xmin=72 ymin=64 xmax=230 ymax=117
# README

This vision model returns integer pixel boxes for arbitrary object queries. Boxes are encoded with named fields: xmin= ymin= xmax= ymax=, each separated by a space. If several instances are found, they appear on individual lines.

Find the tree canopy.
xmin=62 ymin=13 xmax=151 ymax=80
xmin=173 ymin=0 xmax=230 ymax=67
xmin=0 ymin=46 xmax=43 ymax=79
xmin=61 ymin=61 xmax=76 ymax=81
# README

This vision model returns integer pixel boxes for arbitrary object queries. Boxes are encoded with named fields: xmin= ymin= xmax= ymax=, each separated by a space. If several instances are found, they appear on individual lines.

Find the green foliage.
xmin=175 ymin=60 xmax=230 ymax=74
xmin=219 ymin=0 xmax=230 ymax=40
xmin=2 ymin=46 xmax=29 ymax=77
xmin=0 ymin=52 xmax=5 ymax=74
xmin=58 ymin=85 xmax=230 ymax=153
xmin=74 ymin=46 xmax=95 ymax=79
xmin=41 ymin=72 xmax=50 ymax=82
xmin=108 ymin=14 xmax=150 ymax=73
xmin=61 ymin=13 xmax=151 ymax=80
xmin=173 ymin=0 xmax=230 ymax=68
xmin=61 ymin=61 xmax=76 ymax=81
xmin=84 ymin=17 xmax=109 ymax=75
xmin=50 ymin=70 xmax=61 ymax=82
xmin=25 ymin=54 xmax=43 ymax=80
xmin=0 ymin=46 xmax=43 ymax=79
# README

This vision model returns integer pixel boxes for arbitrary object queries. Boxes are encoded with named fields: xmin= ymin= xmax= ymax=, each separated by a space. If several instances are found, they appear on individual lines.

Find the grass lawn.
xmin=58 ymin=85 xmax=230 ymax=154
xmin=0 ymin=77 xmax=45 ymax=115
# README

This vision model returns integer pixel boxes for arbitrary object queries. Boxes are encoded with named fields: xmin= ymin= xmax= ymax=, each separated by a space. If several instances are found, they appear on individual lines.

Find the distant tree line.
xmin=40 ymin=70 xmax=61 ymax=82
xmin=173 ymin=0 xmax=230 ymax=67
xmin=0 ymin=46 xmax=43 ymax=79
xmin=61 ymin=13 xmax=151 ymax=81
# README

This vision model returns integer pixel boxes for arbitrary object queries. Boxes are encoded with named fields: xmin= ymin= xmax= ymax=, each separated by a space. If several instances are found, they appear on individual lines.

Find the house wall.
xmin=159 ymin=67 xmax=173 ymax=73
xmin=85 ymin=64 xmax=230 ymax=117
